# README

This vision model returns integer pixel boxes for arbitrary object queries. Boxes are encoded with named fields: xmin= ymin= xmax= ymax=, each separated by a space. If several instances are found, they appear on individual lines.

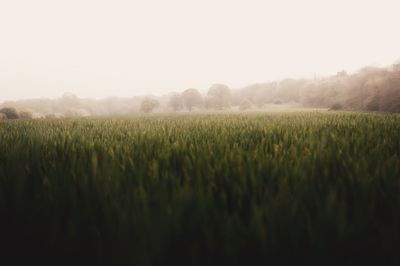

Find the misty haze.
xmin=1 ymin=0 xmax=399 ymax=266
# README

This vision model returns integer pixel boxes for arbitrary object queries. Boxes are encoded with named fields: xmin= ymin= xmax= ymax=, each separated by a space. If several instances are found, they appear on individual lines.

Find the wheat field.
xmin=0 ymin=112 xmax=399 ymax=265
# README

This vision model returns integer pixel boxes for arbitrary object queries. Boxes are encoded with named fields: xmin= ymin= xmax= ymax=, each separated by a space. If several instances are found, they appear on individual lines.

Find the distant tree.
xmin=168 ymin=93 xmax=183 ymax=112
xmin=0 ymin=113 xmax=6 ymax=120
xmin=0 ymin=107 xmax=19 ymax=119
xmin=181 ymin=88 xmax=203 ymax=111
xmin=329 ymin=103 xmax=343 ymax=111
xmin=204 ymin=96 xmax=218 ymax=110
xmin=336 ymin=70 xmax=348 ymax=78
xmin=19 ymin=111 xmax=33 ymax=119
xmin=366 ymin=96 xmax=380 ymax=111
xmin=60 ymin=92 xmax=80 ymax=107
xmin=207 ymin=84 xmax=231 ymax=110
xmin=140 ymin=97 xmax=160 ymax=113
xmin=239 ymin=99 xmax=252 ymax=110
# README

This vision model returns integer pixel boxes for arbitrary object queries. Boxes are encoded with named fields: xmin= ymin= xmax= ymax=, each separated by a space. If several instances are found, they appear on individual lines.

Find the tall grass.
xmin=0 ymin=112 xmax=399 ymax=265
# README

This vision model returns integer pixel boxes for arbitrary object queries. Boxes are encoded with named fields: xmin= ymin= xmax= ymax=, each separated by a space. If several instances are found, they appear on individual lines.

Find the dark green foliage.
xmin=0 ymin=112 xmax=399 ymax=266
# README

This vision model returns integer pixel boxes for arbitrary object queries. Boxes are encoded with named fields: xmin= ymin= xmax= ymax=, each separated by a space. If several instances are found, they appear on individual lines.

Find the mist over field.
xmin=1 ymin=0 xmax=400 ymax=111
xmin=1 ymin=63 xmax=400 ymax=118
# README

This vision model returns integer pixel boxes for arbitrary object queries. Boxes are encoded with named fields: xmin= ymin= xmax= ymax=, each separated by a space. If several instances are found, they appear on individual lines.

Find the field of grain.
xmin=0 ymin=112 xmax=399 ymax=266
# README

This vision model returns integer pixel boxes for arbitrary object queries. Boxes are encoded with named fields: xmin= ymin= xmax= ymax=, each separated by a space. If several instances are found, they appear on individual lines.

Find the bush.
xmin=19 ymin=111 xmax=33 ymax=119
xmin=0 ymin=107 xmax=20 ymax=119
xmin=329 ymin=103 xmax=343 ymax=110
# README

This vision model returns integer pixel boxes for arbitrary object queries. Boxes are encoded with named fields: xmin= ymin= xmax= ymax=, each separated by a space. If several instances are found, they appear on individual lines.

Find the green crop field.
xmin=0 ymin=112 xmax=399 ymax=266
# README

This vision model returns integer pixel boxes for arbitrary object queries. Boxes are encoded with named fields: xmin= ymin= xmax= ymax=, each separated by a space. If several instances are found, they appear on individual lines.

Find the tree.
xmin=336 ymin=70 xmax=348 ymax=78
xmin=366 ymin=96 xmax=380 ymax=111
xmin=140 ymin=97 xmax=160 ymax=113
xmin=207 ymin=84 xmax=231 ymax=110
xmin=204 ymin=96 xmax=218 ymax=109
xmin=181 ymin=88 xmax=203 ymax=111
xmin=168 ymin=93 xmax=183 ymax=112
xmin=0 ymin=107 xmax=19 ymax=119
xmin=60 ymin=92 xmax=80 ymax=107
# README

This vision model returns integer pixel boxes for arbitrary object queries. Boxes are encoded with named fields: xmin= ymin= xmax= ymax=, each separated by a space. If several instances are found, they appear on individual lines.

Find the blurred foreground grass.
xmin=0 ymin=112 xmax=399 ymax=265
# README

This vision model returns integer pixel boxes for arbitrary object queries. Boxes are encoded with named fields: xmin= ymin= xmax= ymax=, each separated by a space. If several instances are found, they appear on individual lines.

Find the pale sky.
xmin=0 ymin=0 xmax=399 ymax=101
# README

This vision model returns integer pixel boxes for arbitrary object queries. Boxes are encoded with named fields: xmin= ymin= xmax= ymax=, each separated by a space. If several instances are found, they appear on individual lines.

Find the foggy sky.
xmin=1 ymin=0 xmax=399 ymax=101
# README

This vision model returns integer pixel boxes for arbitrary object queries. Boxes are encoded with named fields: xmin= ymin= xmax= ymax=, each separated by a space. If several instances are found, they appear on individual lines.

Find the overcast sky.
xmin=0 ymin=0 xmax=399 ymax=101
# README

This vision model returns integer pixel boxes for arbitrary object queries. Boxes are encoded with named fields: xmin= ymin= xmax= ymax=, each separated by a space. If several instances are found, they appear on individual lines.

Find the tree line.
xmin=141 ymin=84 xmax=232 ymax=113
xmin=1 ymin=63 xmax=399 ymax=118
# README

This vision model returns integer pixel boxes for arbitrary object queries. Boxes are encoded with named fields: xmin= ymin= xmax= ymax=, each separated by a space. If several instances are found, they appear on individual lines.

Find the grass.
xmin=0 ymin=112 xmax=399 ymax=266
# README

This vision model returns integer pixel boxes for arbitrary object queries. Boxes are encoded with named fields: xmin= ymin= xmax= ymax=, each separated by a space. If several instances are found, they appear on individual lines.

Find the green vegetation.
xmin=0 ymin=112 xmax=399 ymax=266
